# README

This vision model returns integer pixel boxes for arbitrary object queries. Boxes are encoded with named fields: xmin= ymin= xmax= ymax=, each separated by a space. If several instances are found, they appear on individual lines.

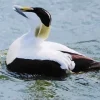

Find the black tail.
xmin=72 ymin=56 xmax=100 ymax=72
xmin=88 ymin=62 xmax=100 ymax=70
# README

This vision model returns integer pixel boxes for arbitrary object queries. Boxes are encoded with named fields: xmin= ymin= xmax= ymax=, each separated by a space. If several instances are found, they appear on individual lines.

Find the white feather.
xmin=6 ymin=32 xmax=76 ymax=70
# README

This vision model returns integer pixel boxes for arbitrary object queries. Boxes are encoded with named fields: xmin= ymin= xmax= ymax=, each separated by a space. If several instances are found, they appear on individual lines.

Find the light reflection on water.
xmin=0 ymin=0 xmax=100 ymax=100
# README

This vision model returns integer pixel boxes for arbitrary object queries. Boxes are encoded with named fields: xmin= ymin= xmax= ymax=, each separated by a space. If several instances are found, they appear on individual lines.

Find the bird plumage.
xmin=6 ymin=5 xmax=100 ymax=77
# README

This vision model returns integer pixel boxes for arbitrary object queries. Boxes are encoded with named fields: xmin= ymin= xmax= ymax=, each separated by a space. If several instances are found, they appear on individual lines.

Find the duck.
xmin=6 ymin=5 xmax=100 ymax=77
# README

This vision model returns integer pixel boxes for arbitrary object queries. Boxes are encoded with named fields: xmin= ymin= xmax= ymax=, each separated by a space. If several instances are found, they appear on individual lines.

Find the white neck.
xmin=22 ymin=12 xmax=50 ymax=42
xmin=23 ymin=29 xmax=43 ymax=44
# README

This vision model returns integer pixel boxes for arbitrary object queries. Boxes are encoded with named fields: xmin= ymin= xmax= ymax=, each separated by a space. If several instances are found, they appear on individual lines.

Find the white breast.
xmin=6 ymin=37 xmax=21 ymax=65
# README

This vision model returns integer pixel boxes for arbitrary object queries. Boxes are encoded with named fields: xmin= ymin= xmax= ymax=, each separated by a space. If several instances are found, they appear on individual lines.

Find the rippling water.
xmin=0 ymin=0 xmax=100 ymax=100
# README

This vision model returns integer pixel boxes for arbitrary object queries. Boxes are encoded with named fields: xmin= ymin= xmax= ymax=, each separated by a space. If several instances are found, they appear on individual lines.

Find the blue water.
xmin=0 ymin=0 xmax=100 ymax=100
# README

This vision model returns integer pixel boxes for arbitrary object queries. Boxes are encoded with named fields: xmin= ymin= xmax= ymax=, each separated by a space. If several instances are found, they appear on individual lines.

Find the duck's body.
xmin=6 ymin=6 xmax=100 ymax=77
xmin=7 ymin=32 xmax=75 ymax=77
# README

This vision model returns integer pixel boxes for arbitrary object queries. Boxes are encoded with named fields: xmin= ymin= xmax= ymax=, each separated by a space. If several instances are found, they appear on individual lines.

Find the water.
xmin=0 ymin=0 xmax=100 ymax=100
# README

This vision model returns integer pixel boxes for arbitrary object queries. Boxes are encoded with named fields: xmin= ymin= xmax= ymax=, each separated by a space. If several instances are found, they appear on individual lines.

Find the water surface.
xmin=0 ymin=0 xmax=100 ymax=100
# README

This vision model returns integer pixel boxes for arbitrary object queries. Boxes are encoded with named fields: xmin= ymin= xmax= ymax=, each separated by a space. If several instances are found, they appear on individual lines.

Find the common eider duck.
xmin=6 ymin=5 xmax=100 ymax=77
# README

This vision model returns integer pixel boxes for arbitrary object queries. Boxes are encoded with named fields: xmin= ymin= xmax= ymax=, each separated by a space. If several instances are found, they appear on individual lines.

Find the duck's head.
xmin=14 ymin=5 xmax=51 ymax=40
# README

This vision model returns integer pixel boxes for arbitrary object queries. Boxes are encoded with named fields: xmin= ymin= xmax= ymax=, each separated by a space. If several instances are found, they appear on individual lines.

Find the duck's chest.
xmin=6 ymin=35 xmax=44 ymax=64
xmin=17 ymin=36 xmax=44 ymax=59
